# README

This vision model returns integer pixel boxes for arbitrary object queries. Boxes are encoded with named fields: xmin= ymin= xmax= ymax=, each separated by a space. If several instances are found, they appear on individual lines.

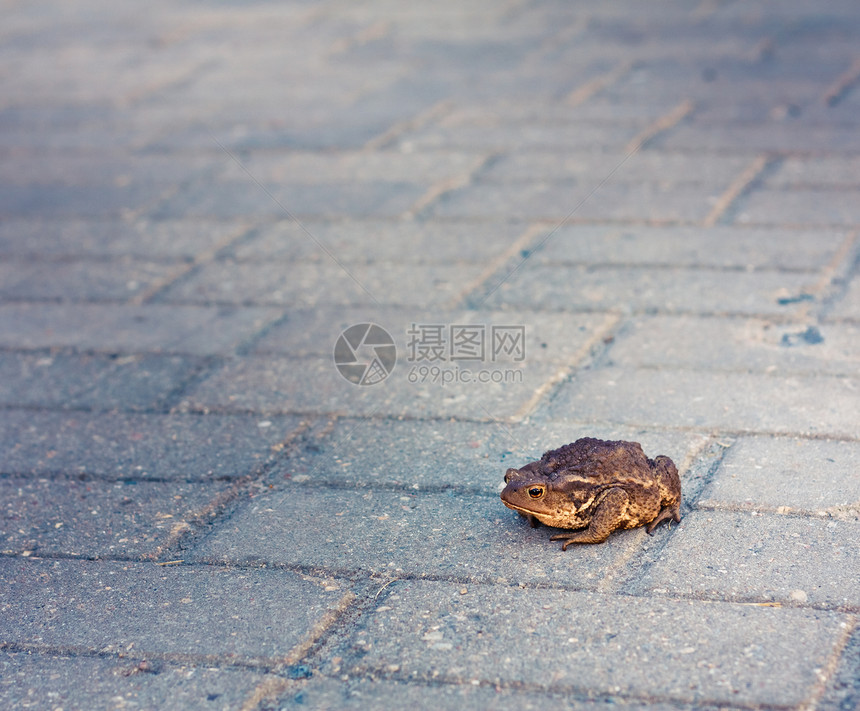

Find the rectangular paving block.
xmin=481 ymin=263 xmax=816 ymax=316
xmin=276 ymin=676 xmax=683 ymax=711
xmin=606 ymin=314 xmax=860 ymax=376
xmin=340 ymin=579 xmax=847 ymax=707
xmin=0 ymin=217 xmax=250 ymax=259
xmin=427 ymin=181 xmax=719 ymax=222
xmin=480 ymin=149 xmax=749 ymax=185
xmin=181 ymin=353 xmax=564 ymax=422
xmin=548 ymin=366 xmax=859 ymax=439
xmin=0 ymin=303 xmax=281 ymax=354
xmin=765 ymin=156 xmax=860 ymax=188
xmin=216 ymin=149 xmax=485 ymax=185
xmin=629 ymin=509 xmax=860 ymax=609
xmin=527 ymin=225 xmax=849 ymax=271
xmin=0 ymin=651 xmax=272 ymax=711
xmin=280 ymin=417 xmax=500 ymax=491
xmin=0 ymin=150 xmax=218 ymax=188
xmin=0 ymin=475 xmax=227 ymax=558
xmin=700 ymin=435 xmax=860 ymax=515
xmin=189 ymin=482 xmax=671 ymax=588
xmin=0 ymin=351 xmax=203 ymax=411
xmin=0 ymin=410 xmax=303 ymax=480
xmin=157 ymin=260 xmax=486 ymax=308
xmin=0 ymin=183 xmax=167 ymax=218
xmin=0 ymin=257 xmax=181 ymax=302
xmin=734 ymin=188 xmax=860 ymax=227
xmin=251 ymin=306 xmax=610 ymax=365
xmin=229 ymin=218 xmax=526 ymax=264
xmin=0 ymin=557 xmax=352 ymax=661
xmin=659 ymin=123 xmax=860 ymax=154
xmin=395 ymin=123 xmax=643 ymax=152
xmin=152 ymin=180 xmax=427 ymax=219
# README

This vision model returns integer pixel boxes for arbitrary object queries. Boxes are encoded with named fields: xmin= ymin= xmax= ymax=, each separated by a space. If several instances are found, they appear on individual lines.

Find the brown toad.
xmin=500 ymin=438 xmax=681 ymax=548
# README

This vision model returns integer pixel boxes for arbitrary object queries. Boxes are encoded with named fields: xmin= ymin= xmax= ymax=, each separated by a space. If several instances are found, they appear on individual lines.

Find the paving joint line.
xmin=238 ymin=588 xmax=358 ymax=711
xmin=339 ymin=659 xmax=799 ymax=711
xmin=694 ymin=500 xmax=860 ymax=522
xmin=702 ymin=153 xmax=774 ymax=227
xmin=362 ymin=99 xmax=455 ymax=152
xmin=616 ymin=436 xmax=733 ymax=594
xmin=403 ymin=152 xmax=499 ymax=220
xmin=813 ymin=617 xmax=860 ymax=711
xmin=566 ymin=60 xmax=637 ymax=106
xmin=143 ymin=420 xmax=317 ymax=561
xmin=0 ymin=640 xmax=318 ymax=676
xmin=514 ymin=311 xmax=621 ymax=421
xmin=822 ymin=57 xmax=860 ymax=106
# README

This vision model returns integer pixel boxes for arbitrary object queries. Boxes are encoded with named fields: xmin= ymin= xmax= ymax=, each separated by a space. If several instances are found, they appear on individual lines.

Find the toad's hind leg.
xmin=550 ymin=488 xmax=628 ymax=549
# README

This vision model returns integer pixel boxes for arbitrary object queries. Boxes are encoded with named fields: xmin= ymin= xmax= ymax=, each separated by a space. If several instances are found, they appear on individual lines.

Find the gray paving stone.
xmin=181 ymin=353 xmax=563 ymax=422
xmin=0 ymin=183 xmax=166 ymax=218
xmin=0 ymin=217 xmax=251 ymax=259
xmin=630 ymin=509 xmax=860 ymax=609
xmin=735 ymin=188 xmax=860 ymax=226
xmin=0 ymin=475 xmax=227 ymax=558
xmin=0 ymin=303 xmax=281 ymax=354
xmin=339 ymin=579 xmax=847 ymax=707
xmin=0 ymin=150 xmax=218 ymax=188
xmin=188 ymin=483 xmax=661 ymax=587
xmin=0 ymin=410 xmax=303 ymax=480
xmin=607 ymin=315 xmax=860 ymax=376
xmin=658 ymin=123 xmax=860 ymax=153
xmin=482 ymin=264 xmax=815 ymax=316
xmin=766 ymin=156 xmax=860 ymax=187
xmin=428 ymin=181 xmax=719 ymax=222
xmin=157 ymin=260 xmax=485 ymax=308
xmin=439 ymin=102 xmax=674 ymax=129
xmin=277 ymin=677 xmax=690 ymax=711
xmin=216 ymin=149 xmax=485 ymax=185
xmin=527 ymin=225 xmax=849 ymax=271
xmin=548 ymin=366 xmax=859 ymax=439
xmin=152 ymin=180 xmax=428 ymax=219
xmin=280 ymin=418 xmax=498 ymax=490
xmin=481 ymin=150 xmax=748 ymax=185
xmin=0 ymin=651 xmax=271 ymax=711
xmin=0 ymin=257 xmax=180 ymax=302
xmin=395 ymin=123 xmax=643 ymax=152
xmin=700 ymin=435 xmax=860 ymax=515
xmin=0 ymin=557 xmax=352 ymax=659
xmin=229 ymin=218 xmax=526 ymax=264
xmin=828 ymin=276 xmax=860 ymax=320
xmin=0 ymin=351 xmax=201 ymax=411
xmin=251 ymin=306 xmax=609 ymax=366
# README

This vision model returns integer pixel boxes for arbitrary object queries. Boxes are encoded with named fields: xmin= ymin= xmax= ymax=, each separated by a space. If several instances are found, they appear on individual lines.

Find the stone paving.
xmin=1 ymin=1 xmax=859 ymax=709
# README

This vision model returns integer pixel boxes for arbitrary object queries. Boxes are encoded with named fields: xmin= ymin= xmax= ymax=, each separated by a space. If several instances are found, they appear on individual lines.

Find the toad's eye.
xmin=527 ymin=486 xmax=545 ymax=499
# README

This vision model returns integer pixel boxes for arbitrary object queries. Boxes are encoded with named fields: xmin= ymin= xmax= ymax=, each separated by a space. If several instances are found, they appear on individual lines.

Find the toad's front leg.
xmin=550 ymin=487 xmax=628 ymax=549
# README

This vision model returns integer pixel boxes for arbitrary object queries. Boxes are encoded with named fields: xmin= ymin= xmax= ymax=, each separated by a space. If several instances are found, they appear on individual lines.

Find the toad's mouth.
xmin=500 ymin=498 xmax=538 ymax=515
